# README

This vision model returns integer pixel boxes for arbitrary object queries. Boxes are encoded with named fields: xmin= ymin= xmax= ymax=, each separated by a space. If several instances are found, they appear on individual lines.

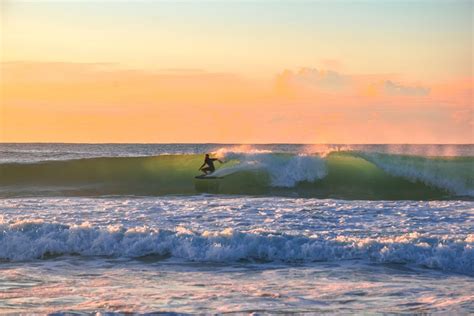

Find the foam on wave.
xmin=0 ymin=147 xmax=472 ymax=199
xmin=359 ymin=152 xmax=474 ymax=197
xmin=214 ymin=149 xmax=327 ymax=187
xmin=1 ymin=221 xmax=472 ymax=275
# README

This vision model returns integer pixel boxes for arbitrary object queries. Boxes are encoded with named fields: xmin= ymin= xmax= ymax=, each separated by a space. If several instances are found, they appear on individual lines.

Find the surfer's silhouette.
xmin=199 ymin=154 xmax=223 ymax=175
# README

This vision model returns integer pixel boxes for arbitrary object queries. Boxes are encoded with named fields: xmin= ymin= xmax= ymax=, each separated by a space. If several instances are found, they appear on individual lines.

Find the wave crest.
xmin=1 ymin=221 xmax=472 ymax=275
xmin=214 ymin=150 xmax=327 ymax=187
xmin=0 ymin=150 xmax=472 ymax=199
xmin=359 ymin=152 xmax=474 ymax=196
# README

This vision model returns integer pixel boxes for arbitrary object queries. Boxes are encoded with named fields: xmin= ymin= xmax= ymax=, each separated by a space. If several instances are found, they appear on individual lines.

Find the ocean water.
xmin=0 ymin=143 xmax=473 ymax=313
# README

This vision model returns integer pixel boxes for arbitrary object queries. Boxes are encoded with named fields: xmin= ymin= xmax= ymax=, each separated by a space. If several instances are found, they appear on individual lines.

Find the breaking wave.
xmin=1 ymin=220 xmax=472 ymax=275
xmin=0 ymin=150 xmax=472 ymax=200
xmin=212 ymin=150 xmax=327 ymax=187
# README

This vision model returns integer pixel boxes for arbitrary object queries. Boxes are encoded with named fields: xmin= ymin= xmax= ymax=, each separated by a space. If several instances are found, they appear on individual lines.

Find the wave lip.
xmin=0 ymin=150 xmax=472 ymax=199
xmin=1 ymin=221 xmax=473 ymax=275
xmin=215 ymin=151 xmax=328 ymax=187
xmin=358 ymin=152 xmax=474 ymax=197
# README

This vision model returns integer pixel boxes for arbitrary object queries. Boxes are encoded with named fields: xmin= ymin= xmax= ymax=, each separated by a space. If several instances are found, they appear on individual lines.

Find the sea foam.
xmin=214 ymin=150 xmax=327 ymax=187
xmin=1 ymin=220 xmax=473 ymax=275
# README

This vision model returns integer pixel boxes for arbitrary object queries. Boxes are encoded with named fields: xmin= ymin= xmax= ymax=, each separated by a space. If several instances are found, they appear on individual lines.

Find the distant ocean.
xmin=1 ymin=143 xmax=473 ymax=313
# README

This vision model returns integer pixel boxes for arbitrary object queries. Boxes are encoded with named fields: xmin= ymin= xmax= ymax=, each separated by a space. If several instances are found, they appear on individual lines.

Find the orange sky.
xmin=1 ymin=1 xmax=472 ymax=143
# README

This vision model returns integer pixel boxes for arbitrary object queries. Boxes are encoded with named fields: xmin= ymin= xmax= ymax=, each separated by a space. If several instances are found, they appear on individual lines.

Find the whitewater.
xmin=0 ymin=143 xmax=473 ymax=313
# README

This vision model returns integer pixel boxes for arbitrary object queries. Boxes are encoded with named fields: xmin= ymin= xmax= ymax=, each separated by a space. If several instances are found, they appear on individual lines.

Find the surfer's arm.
xmin=211 ymin=158 xmax=224 ymax=163
xmin=198 ymin=162 xmax=206 ymax=170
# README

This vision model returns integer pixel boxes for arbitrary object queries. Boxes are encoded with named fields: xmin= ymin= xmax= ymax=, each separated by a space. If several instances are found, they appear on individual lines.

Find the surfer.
xmin=199 ymin=154 xmax=223 ymax=175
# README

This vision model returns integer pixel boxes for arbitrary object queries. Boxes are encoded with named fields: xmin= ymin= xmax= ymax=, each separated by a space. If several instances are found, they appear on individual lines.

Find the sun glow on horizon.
xmin=1 ymin=1 xmax=472 ymax=143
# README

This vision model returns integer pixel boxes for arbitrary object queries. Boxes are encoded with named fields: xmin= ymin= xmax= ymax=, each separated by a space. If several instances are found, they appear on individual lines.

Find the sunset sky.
xmin=1 ymin=0 xmax=472 ymax=143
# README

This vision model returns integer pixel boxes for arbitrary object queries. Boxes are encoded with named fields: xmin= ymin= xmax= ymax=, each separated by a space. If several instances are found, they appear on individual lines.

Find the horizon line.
xmin=1 ymin=142 xmax=473 ymax=145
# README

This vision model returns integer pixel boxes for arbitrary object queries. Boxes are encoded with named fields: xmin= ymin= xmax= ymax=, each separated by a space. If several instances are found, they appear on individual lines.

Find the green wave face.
xmin=310 ymin=153 xmax=450 ymax=200
xmin=0 ymin=152 xmax=472 ymax=200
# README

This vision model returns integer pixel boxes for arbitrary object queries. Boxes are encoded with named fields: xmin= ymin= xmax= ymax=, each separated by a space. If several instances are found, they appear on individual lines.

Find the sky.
xmin=1 ymin=0 xmax=473 ymax=143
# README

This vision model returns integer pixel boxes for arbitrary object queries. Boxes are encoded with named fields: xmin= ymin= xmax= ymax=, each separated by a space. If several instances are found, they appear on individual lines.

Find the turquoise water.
xmin=1 ymin=144 xmax=472 ymax=200
xmin=0 ymin=144 xmax=473 ymax=313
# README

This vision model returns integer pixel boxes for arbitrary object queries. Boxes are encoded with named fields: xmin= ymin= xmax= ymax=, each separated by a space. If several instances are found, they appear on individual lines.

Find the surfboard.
xmin=195 ymin=175 xmax=222 ymax=179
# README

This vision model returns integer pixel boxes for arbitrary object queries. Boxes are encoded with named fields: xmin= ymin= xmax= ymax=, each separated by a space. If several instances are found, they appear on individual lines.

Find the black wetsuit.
xmin=205 ymin=157 xmax=217 ymax=172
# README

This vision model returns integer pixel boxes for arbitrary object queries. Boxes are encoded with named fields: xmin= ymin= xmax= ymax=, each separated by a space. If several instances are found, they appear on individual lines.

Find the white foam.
xmin=359 ymin=152 xmax=474 ymax=197
xmin=213 ymin=150 xmax=328 ymax=187
xmin=0 ymin=221 xmax=472 ymax=275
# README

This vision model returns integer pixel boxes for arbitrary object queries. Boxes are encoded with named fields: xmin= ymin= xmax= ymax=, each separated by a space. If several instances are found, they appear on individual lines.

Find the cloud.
xmin=275 ymin=67 xmax=433 ymax=102
xmin=320 ymin=59 xmax=342 ymax=71
xmin=1 ymin=61 xmax=472 ymax=143
xmin=1 ymin=61 xmax=263 ymax=106
xmin=275 ymin=67 xmax=432 ymax=106
xmin=382 ymin=80 xmax=430 ymax=96
xmin=275 ymin=68 xmax=351 ymax=95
